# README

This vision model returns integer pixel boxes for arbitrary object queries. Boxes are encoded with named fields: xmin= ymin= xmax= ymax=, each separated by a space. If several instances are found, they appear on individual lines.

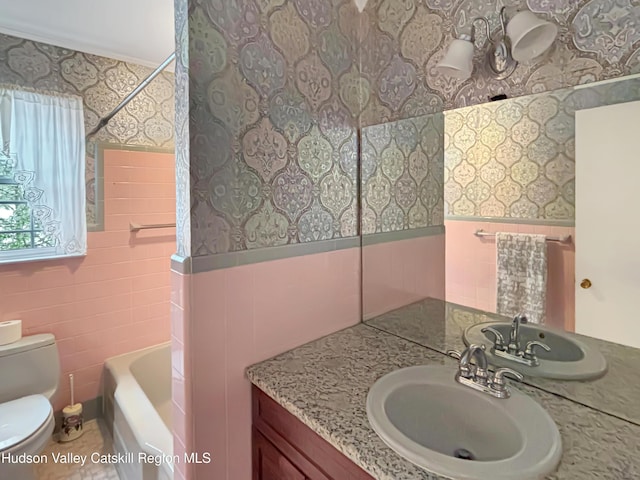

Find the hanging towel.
xmin=496 ymin=233 xmax=547 ymax=324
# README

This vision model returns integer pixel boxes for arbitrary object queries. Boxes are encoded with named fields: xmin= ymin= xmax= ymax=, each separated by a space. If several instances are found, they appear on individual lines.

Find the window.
xmin=0 ymin=176 xmax=55 ymax=251
xmin=0 ymin=88 xmax=87 ymax=264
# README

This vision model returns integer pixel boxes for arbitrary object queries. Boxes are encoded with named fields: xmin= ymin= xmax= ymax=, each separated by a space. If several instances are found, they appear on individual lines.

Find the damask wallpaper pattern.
xmin=0 ymin=33 xmax=175 ymax=226
xmin=174 ymin=0 xmax=191 ymax=258
xmin=445 ymin=89 xmax=574 ymax=220
xmin=185 ymin=0 xmax=364 ymax=256
xmin=178 ymin=0 xmax=639 ymax=255
xmin=361 ymin=113 xmax=445 ymax=234
xmin=359 ymin=0 xmax=640 ymax=127
xmin=444 ymin=74 xmax=640 ymax=221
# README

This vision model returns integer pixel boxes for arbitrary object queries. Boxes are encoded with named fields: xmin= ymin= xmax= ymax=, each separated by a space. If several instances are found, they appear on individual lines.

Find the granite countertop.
xmin=247 ymin=324 xmax=640 ymax=480
xmin=365 ymin=298 xmax=640 ymax=425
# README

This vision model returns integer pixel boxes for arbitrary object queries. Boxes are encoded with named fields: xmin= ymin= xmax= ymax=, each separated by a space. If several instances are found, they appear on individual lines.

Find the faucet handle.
xmin=524 ymin=340 xmax=551 ymax=356
xmin=490 ymin=368 xmax=524 ymax=398
xmin=481 ymin=327 xmax=507 ymax=350
xmin=446 ymin=350 xmax=462 ymax=360
xmin=493 ymin=367 xmax=524 ymax=384
xmin=523 ymin=341 xmax=551 ymax=365
xmin=447 ymin=350 xmax=472 ymax=378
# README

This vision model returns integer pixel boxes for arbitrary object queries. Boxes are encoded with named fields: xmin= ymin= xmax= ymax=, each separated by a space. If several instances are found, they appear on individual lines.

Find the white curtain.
xmin=0 ymin=88 xmax=86 ymax=260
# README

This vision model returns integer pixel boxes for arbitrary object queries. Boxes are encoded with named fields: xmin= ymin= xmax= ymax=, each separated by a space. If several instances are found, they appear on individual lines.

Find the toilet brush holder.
xmin=59 ymin=373 xmax=84 ymax=442
xmin=59 ymin=403 xmax=84 ymax=442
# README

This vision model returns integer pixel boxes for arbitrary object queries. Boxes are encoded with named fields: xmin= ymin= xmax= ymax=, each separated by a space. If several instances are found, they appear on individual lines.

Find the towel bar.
xmin=130 ymin=222 xmax=176 ymax=232
xmin=474 ymin=229 xmax=572 ymax=243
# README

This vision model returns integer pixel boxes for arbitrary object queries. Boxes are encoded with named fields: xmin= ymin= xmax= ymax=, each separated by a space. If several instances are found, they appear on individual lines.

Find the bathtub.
xmin=103 ymin=343 xmax=173 ymax=480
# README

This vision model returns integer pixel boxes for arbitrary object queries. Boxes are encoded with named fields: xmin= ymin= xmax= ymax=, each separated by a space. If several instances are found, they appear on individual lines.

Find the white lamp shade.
xmin=507 ymin=11 xmax=558 ymax=62
xmin=436 ymin=38 xmax=474 ymax=81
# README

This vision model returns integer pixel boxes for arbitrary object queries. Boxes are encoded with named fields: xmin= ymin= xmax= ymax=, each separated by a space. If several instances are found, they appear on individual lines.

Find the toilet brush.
xmin=59 ymin=373 xmax=84 ymax=442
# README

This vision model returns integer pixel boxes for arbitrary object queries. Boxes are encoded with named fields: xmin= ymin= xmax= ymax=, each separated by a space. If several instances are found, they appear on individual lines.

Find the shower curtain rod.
xmin=86 ymin=52 xmax=176 ymax=138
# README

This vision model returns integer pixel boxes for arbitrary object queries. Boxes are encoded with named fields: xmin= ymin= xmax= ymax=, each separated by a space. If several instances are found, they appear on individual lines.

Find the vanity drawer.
xmin=254 ymin=430 xmax=306 ymax=480
xmin=252 ymin=386 xmax=374 ymax=480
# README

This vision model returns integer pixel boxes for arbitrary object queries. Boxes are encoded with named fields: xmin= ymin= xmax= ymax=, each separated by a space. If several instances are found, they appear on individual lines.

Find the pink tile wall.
xmin=171 ymin=270 xmax=192 ymax=480
xmin=0 ymin=149 xmax=175 ymax=410
xmin=179 ymin=247 xmax=361 ymax=480
xmin=362 ymin=234 xmax=446 ymax=320
xmin=445 ymin=220 xmax=575 ymax=330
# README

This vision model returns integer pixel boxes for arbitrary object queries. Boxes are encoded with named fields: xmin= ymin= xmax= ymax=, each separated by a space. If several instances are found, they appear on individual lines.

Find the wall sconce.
xmin=436 ymin=7 xmax=557 ymax=81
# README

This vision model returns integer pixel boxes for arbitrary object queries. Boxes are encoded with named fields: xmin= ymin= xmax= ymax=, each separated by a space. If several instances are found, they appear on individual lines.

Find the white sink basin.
xmin=367 ymin=366 xmax=562 ymax=480
xmin=464 ymin=322 xmax=608 ymax=380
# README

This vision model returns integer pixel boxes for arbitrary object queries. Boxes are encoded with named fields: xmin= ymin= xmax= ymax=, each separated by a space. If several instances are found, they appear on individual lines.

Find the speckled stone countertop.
xmin=246 ymin=324 xmax=640 ymax=480
xmin=365 ymin=298 xmax=640 ymax=425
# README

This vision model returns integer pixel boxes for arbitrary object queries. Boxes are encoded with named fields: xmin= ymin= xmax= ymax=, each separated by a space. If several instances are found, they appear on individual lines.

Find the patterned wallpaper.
xmin=0 ymin=33 xmax=175 ymax=226
xmin=174 ymin=0 xmax=191 ymax=258
xmin=185 ymin=0 xmax=363 ymax=256
xmin=361 ymin=113 xmax=444 ymax=234
xmin=359 ymin=0 xmax=640 ymax=127
xmin=444 ymin=74 xmax=640 ymax=220
xmin=176 ymin=0 xmax=640 ymax=256
xmin=444 ymin=88 xmax=574 ymax=220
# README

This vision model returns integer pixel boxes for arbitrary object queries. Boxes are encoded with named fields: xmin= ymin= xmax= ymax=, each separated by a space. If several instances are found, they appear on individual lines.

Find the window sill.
xmin=0 ymin=248 xmax=87 ymax=265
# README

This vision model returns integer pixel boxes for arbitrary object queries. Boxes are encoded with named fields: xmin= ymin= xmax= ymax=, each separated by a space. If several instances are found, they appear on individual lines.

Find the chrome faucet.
xmin=482 ymin=314 xmax=551 ymax=367
xmin=508 ymin=314 xmax=527 ymax=352
xmin=460 ymin=344 xmax=489 ymax=385
xmin=447 ymin=344 xmax=523 ymax=399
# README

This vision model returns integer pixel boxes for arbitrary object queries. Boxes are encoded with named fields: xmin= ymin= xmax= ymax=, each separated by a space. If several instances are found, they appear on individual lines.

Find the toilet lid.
xmin=0 ymin=394 xmax=52 ymax=451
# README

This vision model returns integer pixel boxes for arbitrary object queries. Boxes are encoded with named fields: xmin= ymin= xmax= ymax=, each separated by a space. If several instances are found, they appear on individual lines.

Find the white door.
xmin=575 ymin=100 xmax=640 ymax=348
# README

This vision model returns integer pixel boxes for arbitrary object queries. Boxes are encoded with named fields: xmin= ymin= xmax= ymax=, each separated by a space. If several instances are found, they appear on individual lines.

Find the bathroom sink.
xmin=367 ymin=365 xmax=562 ymax=480
xmin=464 ymin=322 xmax=608 ymax=380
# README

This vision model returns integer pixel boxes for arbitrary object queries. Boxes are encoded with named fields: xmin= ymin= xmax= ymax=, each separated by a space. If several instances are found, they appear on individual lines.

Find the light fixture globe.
xmin=434 ymin=7 xmax=558 ymax=80
xmin=435 ymin=37 xmax=474 ymax=81
xmin=507 ymin=11 xmax=558 ymax=62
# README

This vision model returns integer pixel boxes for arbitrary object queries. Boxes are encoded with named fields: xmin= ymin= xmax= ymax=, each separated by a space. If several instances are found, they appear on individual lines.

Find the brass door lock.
xmin=580 ymin=279 xmax=592 ymax=289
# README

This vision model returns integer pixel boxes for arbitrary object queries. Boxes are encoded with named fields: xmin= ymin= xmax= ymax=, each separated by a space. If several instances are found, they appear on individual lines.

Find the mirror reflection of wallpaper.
xmin=359 ymin=0 xmax=640 ymax=128
xmin=444 ymin=75 xmax=640 ymax=221
xmin=361 ymin=113 xmax=444 ymax=234
xmin=0 ymin=33 xmax=175 ymax=227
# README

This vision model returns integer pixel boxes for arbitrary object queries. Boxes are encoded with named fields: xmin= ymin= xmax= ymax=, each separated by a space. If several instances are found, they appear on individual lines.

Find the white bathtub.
xmin=104 ymin=343 xmax=173 ymax=480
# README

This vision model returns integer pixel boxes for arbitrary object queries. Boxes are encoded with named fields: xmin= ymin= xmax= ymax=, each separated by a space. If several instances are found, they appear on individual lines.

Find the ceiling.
xmin=354 ymin=0 xmax=368 ymax=12
xmin=0 ymin=0 xmax=369 ymax=68
xmin=0 ymin=0 xmax=175 ymax=68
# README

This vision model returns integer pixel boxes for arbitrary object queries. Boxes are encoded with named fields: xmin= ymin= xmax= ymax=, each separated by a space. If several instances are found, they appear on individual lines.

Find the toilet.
xmin=0 ymin=334 xmax=60 ymax=480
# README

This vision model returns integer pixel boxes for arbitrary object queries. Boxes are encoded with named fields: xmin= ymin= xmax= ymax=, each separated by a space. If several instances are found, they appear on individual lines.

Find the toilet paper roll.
xmin=0 ymin=320 xmax=21 ymax=346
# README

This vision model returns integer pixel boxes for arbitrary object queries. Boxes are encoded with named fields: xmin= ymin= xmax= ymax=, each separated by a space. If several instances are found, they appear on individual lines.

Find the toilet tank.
xmin=0 ymin=334 xmax=60 ymax=404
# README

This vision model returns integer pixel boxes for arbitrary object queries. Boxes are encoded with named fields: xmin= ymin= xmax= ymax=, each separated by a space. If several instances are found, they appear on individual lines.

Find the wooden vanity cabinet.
xmin=252 ymin=386 xmax=375 ymax=480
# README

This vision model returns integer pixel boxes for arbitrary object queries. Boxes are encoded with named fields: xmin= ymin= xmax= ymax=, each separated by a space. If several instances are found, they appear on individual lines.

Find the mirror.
xmin=362 ymin=73 xmax=640 ymax=425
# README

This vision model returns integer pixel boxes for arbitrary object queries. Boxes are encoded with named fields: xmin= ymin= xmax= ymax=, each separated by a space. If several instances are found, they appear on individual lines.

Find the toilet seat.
xmin=0 ymin=394 xmax=54 ymax=454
